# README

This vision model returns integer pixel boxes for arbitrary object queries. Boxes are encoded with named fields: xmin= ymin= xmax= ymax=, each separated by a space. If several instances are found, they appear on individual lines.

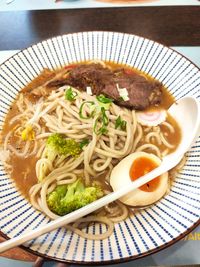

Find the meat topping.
xmin=66 ymin=63 xmax=163 ymax=110
xmin=24 ymin=63 xmax=163 ymax=110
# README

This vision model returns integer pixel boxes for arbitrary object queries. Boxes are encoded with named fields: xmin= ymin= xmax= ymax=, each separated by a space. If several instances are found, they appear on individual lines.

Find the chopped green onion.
xmin=101 ymin=107 xmax=109 ymax=126
xmin=121 ymin=120 xmax=127 ymax=131
xmin=98 ymin=102 xmax=111 ymax=111
xmin=65 ymin=87 xmax=77 ymax=101
xmin=115 ymin=116 xmax=122 ymax=129
xmin=97 ymin=95 xmax=113 ymax=110
xmin=79 ymin=139 xmax=89 ymax=149
xmin=79 ymin=101 xmax=95 ymax=119
xmin=94 ymin=119 xmax=108 ymax=135
xmin=96 ymin=94 xmax=113 ymax=104
xmin=115 ymin=116 xmax=127 ymax=131
xmin=93 ymin=107 xmax=109 ymax=135
xmin=116 ymin=84 xmax=129 ymax=101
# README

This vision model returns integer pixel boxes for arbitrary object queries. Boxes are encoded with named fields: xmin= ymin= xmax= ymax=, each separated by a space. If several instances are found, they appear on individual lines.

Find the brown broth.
xmin=11 ymin=156 xmax=37 ymax=198
xmin=0 ymin=61 xmax=181 ymax=198
xmin=1 ymin=104 xmax=38 ymax=198
xmin=143 ymin=113 xmax=182 ymax=154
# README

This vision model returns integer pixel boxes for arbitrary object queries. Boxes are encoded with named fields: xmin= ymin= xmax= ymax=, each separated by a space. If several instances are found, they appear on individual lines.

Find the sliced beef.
xmin=66 ymin=64 xmax=162 ymax=110
xmin=66 ymin=63 xmax=113 ymax=95
xmin=102 ymin=69 xmax=162 ymax=110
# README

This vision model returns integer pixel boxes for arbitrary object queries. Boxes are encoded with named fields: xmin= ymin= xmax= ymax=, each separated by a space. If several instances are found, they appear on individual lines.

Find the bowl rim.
xmin=0 ymin=31 xmax=200 ymax=265
xmin=0 ymin=220 xmax=199 ymax=265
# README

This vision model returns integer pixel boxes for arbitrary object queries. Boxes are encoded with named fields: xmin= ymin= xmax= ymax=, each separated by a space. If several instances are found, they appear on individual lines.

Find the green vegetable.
xmin=46 ymin=133 xmax=81 ymax=158
xmin=94 ymin=120 xmax=108 ymax=135
xmin=101 ymin=107 xmax=109 ymax=126
xmin=39 ymin=134 xmax=81 ymax=181
xmin=65 ymin=87 xmax=78 ymax=101
xmin=79 ymin=101 xmax=95 ymax=119
xmin=79 ymin=139 xmax=89 ymax=149
xmin=96 ymin=94 xmax=113 ymax=104
xmin=79 ymin=97 xmax=112 ymax=134
xmin=96 ymin=94 xmax=113 ymax=110
xmin=115 ymin=116 xmax=127 ymax=131
xmin=94 ymin=107 xmax=109 ymax=135
xmin=46 ymin=179 xmax=103 ymax=216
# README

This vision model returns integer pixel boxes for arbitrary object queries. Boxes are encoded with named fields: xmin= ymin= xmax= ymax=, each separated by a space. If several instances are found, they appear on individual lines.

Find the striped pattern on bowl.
xmin=0 ymin=31 xmax=200 ymax=264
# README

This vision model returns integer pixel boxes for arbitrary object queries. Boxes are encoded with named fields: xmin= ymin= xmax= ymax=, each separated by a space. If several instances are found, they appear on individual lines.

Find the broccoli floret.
xmin=46 ymin=179 xmax=103 ymax=216
xmin=39 ymin=134 xmax=82 ymax=181
xmin=46 ymin=133 xmax=81 ymax=158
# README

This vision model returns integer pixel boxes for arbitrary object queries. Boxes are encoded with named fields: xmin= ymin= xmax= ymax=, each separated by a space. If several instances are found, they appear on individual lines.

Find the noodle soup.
xmin=0 ymin=61 xmax=182 ymax=240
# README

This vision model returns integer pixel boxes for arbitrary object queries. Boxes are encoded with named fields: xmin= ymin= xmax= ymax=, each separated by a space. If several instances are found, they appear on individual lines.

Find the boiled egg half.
xmin=110 ymin=152 xmax=168 ymax=207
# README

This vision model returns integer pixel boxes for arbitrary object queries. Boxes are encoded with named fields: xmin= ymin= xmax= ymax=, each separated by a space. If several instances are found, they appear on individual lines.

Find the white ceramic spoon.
xmin=0 ymin=96 xmax=199 ymax=253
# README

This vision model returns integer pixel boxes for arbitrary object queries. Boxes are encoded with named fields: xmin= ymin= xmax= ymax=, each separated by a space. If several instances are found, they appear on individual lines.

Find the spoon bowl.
xmin=0 ymin=96 xmax=199 ymax=253
xmin=167 ymin=96 xmax=200 ymax=156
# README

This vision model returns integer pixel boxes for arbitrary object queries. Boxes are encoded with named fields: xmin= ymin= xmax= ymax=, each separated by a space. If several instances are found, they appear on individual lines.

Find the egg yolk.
xmin=129 ymin=156 xmax=160 ymax=192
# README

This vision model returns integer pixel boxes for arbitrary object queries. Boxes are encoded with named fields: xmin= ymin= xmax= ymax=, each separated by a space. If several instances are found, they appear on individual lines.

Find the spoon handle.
xmin=0 ymin=155 xmax=181 ymax=253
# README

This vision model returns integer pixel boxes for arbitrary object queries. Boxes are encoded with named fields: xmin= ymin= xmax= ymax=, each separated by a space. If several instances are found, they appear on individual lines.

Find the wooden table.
xmin=0 ymin=6 xmax=200 ymax=50
xmin=0 ymin=5 xmax=200 ymax=266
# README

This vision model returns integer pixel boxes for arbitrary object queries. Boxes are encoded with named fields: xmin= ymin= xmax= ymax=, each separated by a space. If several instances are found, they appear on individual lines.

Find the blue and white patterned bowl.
xmin=0 ymin=32 xmax=200 ymax=264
